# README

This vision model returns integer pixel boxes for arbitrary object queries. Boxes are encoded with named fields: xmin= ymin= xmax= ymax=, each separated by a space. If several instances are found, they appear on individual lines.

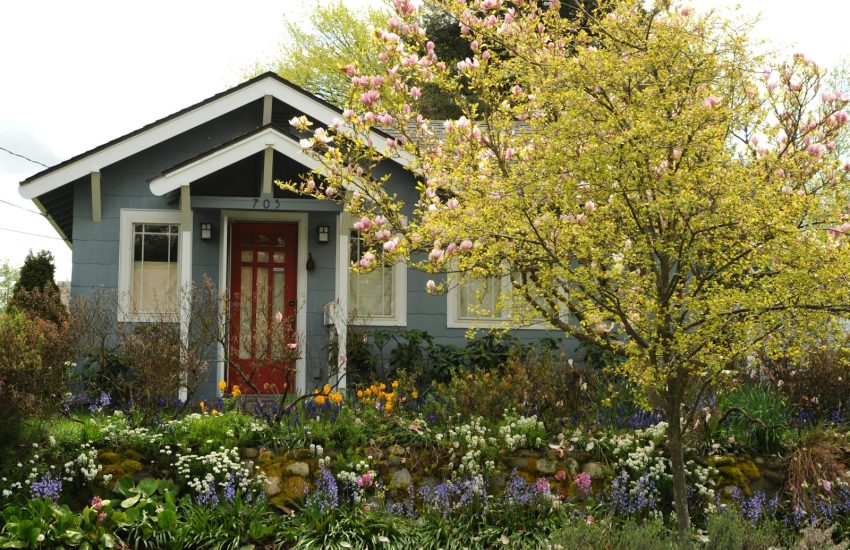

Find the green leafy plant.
xmin=715 ymin=384 xmax=792 ymax=454
xmin=178 ymin=492 xmax=278 ymax=550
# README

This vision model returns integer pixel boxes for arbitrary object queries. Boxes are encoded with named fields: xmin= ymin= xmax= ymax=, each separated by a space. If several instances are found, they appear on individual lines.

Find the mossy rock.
xmin=738 ymin=459 xmax=761 ymax=481
xmin=119 ymin=459 xmax=143 ymax=475
xmin=123 ymin=449 xmax=143 ymax=462
xmin=707 ymin=455 xmax=736 ymax=468
xmin=268 ymin=476 xmax=308 ymax=510
xmin=97 ymin=450 xmax=121 ymax=465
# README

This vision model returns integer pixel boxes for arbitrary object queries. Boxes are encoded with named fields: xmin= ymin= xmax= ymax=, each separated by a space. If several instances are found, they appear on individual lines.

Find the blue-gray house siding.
xmin=21 ymin=73 xmax=566 ymax=402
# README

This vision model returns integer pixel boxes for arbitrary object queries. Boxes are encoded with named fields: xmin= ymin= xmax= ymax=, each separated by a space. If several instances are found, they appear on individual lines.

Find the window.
xmin=447 ymin=272 xmax=548 ymax=329
xmin=348 ymin=231 xmax=406 ymax=325
xmin=119 ymin=209 xmax=183 ymax=321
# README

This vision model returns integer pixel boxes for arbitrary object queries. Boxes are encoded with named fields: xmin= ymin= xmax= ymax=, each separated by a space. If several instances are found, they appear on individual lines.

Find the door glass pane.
xmin=239 ymin=266 xmax=253 ymax=359
xmin=255 ymin=267 xmax=270 ymax=359
xmin=272 ymin=251 xmax=284 ymax=263
xmin=257 ymin=251 xmax=269 ymax=263
xmin=272 ymin=269 xmax=285 ymax=359
xmin=241 ymin=250 xmax=253 ymax=262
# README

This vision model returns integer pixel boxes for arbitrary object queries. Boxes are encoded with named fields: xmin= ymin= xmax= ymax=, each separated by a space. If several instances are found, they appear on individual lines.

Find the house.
xmin=19 ymin=72 xmax=561 ymax=401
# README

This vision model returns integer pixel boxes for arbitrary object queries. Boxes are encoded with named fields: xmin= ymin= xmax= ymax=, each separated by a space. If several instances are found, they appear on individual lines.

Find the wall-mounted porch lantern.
xmin=200 ymin=222 xmax=213 ymax=241
xmin=317 ymin=225 xmax=330 ymax=244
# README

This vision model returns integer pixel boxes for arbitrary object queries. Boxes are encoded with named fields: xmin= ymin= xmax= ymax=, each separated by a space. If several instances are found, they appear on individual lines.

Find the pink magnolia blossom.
xmin=360 ymin=89 xmax=380 ymax=107
xmin=446 ymin=198 xmax=460 ymax=210
xmin=584 ymin=200 xmax=596 ymax=213
xmin=426 ymin=279 xmax=437 ymax=291
xmin=299 ymin=138 xmax=314 ymax=149
xmin=325 ymin=186 xmax=336 ymax=197
xmin=305 ymin=179 xmax=316 ymax=192
xmin=703 ymin=95 xmax=722 ymax=109
xmin=446 ymin=242 xmax=457 ymax=255
xmin=482 ymin=50 xmax=491 ymax=61
xmin=429 ymin=248 xmax=444 ymax=263
xmin=680 ymin=6 xmax=694 ymax=16
xmin=459 ymin=239 xmax=473 ymax=252
xmin=410 ymin=86 xmax=422 ymax=99
xmin=342 ymin=108 xmax=355 ymax=120
xmin=383 ymin=239 xmax=399 ymax=252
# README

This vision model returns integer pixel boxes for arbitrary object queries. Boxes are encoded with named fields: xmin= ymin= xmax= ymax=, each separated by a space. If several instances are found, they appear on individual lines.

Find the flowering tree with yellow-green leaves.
xmin=282 ymin=0 xmax=850 ymax=534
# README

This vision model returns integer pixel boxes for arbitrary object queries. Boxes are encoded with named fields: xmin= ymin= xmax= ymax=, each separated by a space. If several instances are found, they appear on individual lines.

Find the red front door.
xmin=229 ymin=222 xmax=298 ymax=394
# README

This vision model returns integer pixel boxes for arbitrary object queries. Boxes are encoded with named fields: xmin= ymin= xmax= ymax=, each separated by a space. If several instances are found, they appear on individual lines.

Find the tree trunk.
xmin=667 ymin=386 xmax=691 ymax=541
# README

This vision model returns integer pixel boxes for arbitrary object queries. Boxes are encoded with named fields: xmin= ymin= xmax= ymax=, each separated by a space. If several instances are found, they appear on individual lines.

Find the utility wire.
xmin=0 ymin=226 xmax=64 ymax=240
xmin=0 ymin=146 xmax=50 ymax=168
xmin=0 ymin=198 xmax=44 ymax=216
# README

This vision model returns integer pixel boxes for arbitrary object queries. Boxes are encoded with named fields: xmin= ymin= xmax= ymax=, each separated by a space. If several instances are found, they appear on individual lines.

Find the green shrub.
xmin=0 ymin=308 xmax=73 ymax=446
xmin=704 ymin=511 xmax=783 ymax=550
xmin=550 ymin=519 xmax=676 ymax=549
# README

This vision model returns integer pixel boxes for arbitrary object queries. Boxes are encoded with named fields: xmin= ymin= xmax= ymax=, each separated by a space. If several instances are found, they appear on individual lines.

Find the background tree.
xmin=287 ymin=0 xmax=850 ymax=536
xmin=9 ymin=249 xmax=64 ymax=322
xmin=0 ymin=259 xmax=19 ymax=310
xmin=246 ymin=1 xmax=388 ymax=108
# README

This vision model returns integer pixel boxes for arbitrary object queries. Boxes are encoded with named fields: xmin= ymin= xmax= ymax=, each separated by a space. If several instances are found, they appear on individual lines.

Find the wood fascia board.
xmin=148 ymin=128 xmax=322 ymax=195
xmin=32 ymin=197 xmax=72 ymax=249
xmin=20 ymin=77 xmax=411 ymax=200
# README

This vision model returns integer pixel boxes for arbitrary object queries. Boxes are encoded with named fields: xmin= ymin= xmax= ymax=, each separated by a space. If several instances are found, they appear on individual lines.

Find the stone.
xmin=242 ymin=447 xmax=259 ymax=459
xmin=536 ymin=458 xmax=558 ymax=475
xmin=286 ymin=462 xmax=310 ymax=478
xmin=390 ymin=468 xmax=412 ymax=489
xmin=264 ymin=476 xmax=282 ymax=496
xmin=565 ymin=457 xmax=580 ymax=476
xmin=508 ymin=456 xmax=529 ymax=470
xmin=582 ymin=462 xmax=606 ymax=479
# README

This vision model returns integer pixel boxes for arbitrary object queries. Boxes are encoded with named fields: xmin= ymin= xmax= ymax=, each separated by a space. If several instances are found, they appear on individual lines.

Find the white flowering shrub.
xmin=62 ymin=442 xmax=100 ymax=482
xmin=498 ymin=410 xmax=547 ymax=451
xmin=172 ymin=447 xmax=262 ymax=499
xmin=446 ymin=417 xmax=497 ymax=477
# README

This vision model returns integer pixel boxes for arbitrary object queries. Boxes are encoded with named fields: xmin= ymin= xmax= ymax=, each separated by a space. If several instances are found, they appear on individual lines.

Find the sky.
xmin=1 ymin=0 xmax=848 ymax=281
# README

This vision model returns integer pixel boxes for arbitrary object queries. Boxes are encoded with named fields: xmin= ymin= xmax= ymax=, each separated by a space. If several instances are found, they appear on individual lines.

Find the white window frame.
xmin=347 ymin=230 xmax=407 ymax=327
xmin=118 ymin=209 xmax=184 ymax=323
xmin=447 ymin=272 xmax=550 ymax=330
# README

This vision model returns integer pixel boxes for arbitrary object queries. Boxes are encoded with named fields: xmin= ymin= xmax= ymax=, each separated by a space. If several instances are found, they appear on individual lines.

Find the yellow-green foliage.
xmin=284 ymin=0 xmax=850 ymax=530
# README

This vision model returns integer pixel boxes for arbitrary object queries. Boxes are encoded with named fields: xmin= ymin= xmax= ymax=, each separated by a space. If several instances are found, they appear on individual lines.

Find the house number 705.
xmin=253 ymin=199 xmax=281 ymax=209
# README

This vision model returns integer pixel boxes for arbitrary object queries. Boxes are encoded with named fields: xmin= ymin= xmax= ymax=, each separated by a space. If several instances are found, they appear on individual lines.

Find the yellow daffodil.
xmin=392 ymin=380 xmax=399 ymax=388
xmin=231 ymin=385 xmax=241 ymax=397
xmin=211 ymin=408 xmax=218 ymax=417
xmin=199 ymin=401 xmax=206 ymax=412
xmin=218 ymin=380 xmax=227 ymax=392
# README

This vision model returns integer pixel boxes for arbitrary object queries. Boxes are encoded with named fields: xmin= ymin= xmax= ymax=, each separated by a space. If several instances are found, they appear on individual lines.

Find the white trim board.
xmin=20 ymin=73 xmax=412 ymax=200
xmin=217 ymin=210 xmax=309 ymax=395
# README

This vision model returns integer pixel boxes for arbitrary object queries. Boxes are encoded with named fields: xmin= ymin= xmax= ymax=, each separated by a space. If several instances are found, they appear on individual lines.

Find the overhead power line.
xmin=0 ymin=198 xmax=44 ymax=216
xmin=0 ymin=146 xmax=50 ymax=168
xmin=0 ymin=226 xmax=64 ymax=240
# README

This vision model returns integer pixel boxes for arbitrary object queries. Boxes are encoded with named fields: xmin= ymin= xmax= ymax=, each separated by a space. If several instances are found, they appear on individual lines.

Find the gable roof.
xmin=148 ymin=125 xmax=321 ymax=195
xmin=19 ymin=72 xmax=410 ymax=200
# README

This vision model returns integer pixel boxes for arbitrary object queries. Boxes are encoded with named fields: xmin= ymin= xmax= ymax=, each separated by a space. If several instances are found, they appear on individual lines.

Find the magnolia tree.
xmin=283 ymin=0 xmax=850 ymax=534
